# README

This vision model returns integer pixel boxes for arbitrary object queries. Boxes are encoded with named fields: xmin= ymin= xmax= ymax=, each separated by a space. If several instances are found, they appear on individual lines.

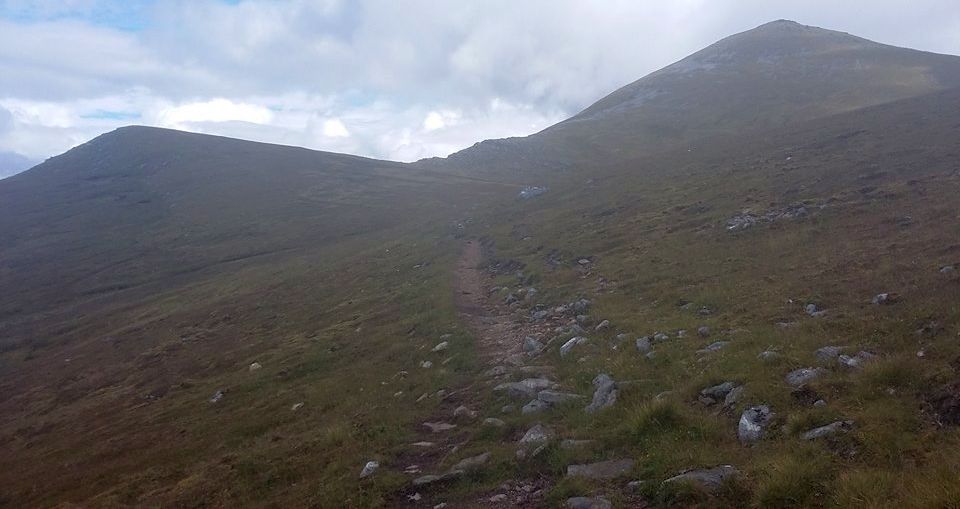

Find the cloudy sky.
xmin=1 ymin=0 xmax=959 ymax=166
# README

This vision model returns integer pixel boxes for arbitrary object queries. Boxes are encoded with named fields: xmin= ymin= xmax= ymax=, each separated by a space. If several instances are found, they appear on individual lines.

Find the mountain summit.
xmin=435 ymin=20 xmax=960 ymax=176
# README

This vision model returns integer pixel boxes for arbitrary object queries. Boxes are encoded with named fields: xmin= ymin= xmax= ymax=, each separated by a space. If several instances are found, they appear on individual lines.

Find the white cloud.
xmin=154 ymin=99 xmax=274 ymax=128
xmin=0 ymin=0 xmax=959 ymax=162
xmin=321 ymin=118 xmax=350 ymax=138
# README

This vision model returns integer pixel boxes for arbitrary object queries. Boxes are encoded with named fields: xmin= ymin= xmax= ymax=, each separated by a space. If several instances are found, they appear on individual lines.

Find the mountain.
xmin=0 ymin=151 xmax=36 ymax=179
xmin=4 ymin=20 xmax=960 ymax=508
xmin=429 ymin=20 xmax=960 ymax=178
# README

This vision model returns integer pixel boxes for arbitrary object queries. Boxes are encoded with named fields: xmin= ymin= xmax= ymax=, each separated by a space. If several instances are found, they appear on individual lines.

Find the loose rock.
xmin=566 ymin=459 xmax=635 ymax=479
xmin=209 ymin=390 xmax=225 ymax=404
xmin=663 ymin=465 xmax=739 ymax=493
xmin=595 ymin=320 xmax=610 ymax=332
xmin=494 ymin=378 xmax=558 ymax=399
xmin=483 ymin=417 xmax=506 ymax=427
xmin=802 ymin=420 xmax=854 ymax=440
xmin=585 ymin=373 xmax=618 ymax=413
xmin=450 ymin=452 xmax=490 ymax=472
xmin=758 ymin=350 xmax=781 ymax=362
xmin=815 ymin=345 xmax=845 ymax=364
xmin=522 ymin=399 xmax=552 ymax=414
xmin=560 ymin=336 xmax=589 ymax=357
xmin=249 ymin=362 xmax=262 ymax=372
xmin=517 ymin=424 xmax=555 ymax=459
xmin=786 ymin=367 xmax=825 ymax=387
xmin=432 ymin=341 xmax=449 ymax=352
xmin=423 ymin=422 xmax=457 ymax=433
xmin=738 ymin=405 xmax=774 ymax=444
xmin=635 ymin=336 xmax=652 ymax=353
xmin=697 ymin=326 xmax=711 ymax=337
xmin=697 ymin=341 xmax=729 ymax=354
xmin=838 ymin=351 xmax=877 ymax=369
xmin=291 ymin=402 xmax=305 ymax=411
xmin=360 ymin=460 xmax=379 ymax=478
xmin=453 ymin=406 xmax=477 ymax=420
xmin=523 ymin=336 xmax=544 ymax=354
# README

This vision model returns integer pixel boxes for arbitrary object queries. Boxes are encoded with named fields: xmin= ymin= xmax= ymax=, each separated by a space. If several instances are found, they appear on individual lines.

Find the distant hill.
xmin=0 ymin=151 xmax=36 ymax=179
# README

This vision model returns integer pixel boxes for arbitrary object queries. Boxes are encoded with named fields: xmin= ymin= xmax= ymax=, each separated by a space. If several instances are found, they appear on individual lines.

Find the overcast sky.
xmin=1 ymin=0 xmax=959 ymax=164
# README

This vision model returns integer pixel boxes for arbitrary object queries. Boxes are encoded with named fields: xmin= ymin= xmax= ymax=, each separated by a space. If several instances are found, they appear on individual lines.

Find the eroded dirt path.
xmin=453 ymin=239 xmax=526 ymax=364
xmin=386 ymin=240 xmax=552 ymax=508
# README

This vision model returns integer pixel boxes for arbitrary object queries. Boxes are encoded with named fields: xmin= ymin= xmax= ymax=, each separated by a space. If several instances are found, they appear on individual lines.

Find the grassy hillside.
xmin=3 ymin=21 xmax=960 ymax=509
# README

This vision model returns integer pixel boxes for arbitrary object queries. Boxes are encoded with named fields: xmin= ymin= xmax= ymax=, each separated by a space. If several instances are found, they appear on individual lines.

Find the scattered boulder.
xmin=209 ymin=390 xmax=225 ymax=404
xmin=802 ymin=420 xmax=854 ymax=440
xmin=505 ymin=293 xmax=519 ymax=305
xmin=585 ymin=374 xmax=618 ymax=413
xmin=872 ymin=293 xmax=898 ymax=305
xmin=560 ymin=439 xmax=596 ymax=449
xmin=697 ymin=326 xmax=711 ymax=337
xmin=594 ymin=320 xmax=611 ymax=332
xmin=758 ymin=350 xmax=781 ymax=362
xmin=567 ymin=497 xmax=612 ymax=509
xmin=653 ymin=332 xmax=670 ymax=342
xmin=566 ymin=459 xmax=635 ymax=479
xmin=699 ymin=382 xmax=738 ymax=406
xmin=360 ymin=460 xmax=379 ymax=478
xmin=420 ymin=360 xmax=433 ymax=369
xmin=453 ymin=406 xmax=477 ymax=420
xmin=575 ymin=314 xmax=591 ymax=325
xmin=738 ymin=405 xmax=774 ymax=444
xmin=489 ymin=494 xmax=507 ymax=503
xmin=786 ymin=367 xmax=825 ymax=387
xmin=572 ymin=298 xmax=592 ymax=314
xmin=423 ymin=422 xmax=457 ymax=433
xmin=531 ymin=309 xmax=551 ymax=321
xmin=697 ymin=341 xmax=729 ymax=354
xmin=940 ymin=265 xmax=955 ymax=274
xmin=813 ymin=399 xmax=827 ymax=407
xmin=700 ymin=382 xmax=737 ymax=401
xmin=560 ymin=336 xmax=589 ymax=357
xmin=635 ymin=336 xmax=652 ymax=353
xmin=291 ymin=402 xmax=305 ymax=411
xmin=523 ymin=336 xmax=544 ymax=354
xmin=724 ymin=386 xmax=744 ymax=408
xmin=815 ymin=345 xmax=845 ymax=364
xmin=663 ymin=465 xmax=740 ymax=493
xmin=838 ymin=351 xmax=877 ymax=369
xmin=517 ymin=424 xmax=555 ymax=459
xmin=494 ymin=378 xmax=558 ymax=400
xmin=432 ymin=341 xmax=449 ymax=352
xmin=249 ymin=362 xmax=262 ymax=372
xmin=698 ymin=306 xmax=713 ymax=316
xmin=522 ymin=399 xmax=552 ymax=415
xmin=450 ymin=452 xmax=490 ymax=472
xmin=805 ymin=303 xmax=826 ymax=317
xmin=483 ymin=417 xmax=506 ymax=427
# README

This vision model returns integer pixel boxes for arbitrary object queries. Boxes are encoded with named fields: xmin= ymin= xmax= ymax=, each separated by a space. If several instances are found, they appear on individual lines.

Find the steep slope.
xmin=431 ymin=20 xmax=960 ymax=178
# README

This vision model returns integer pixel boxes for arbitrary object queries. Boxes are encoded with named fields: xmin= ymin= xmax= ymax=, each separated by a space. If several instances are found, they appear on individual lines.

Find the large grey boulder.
xmin=412 ymin=470 xmax=462 ymax=487
xmin=516 ymin=424 xmax=555 ymax=459
xmin=801 ymin=420 xmax=854 ymax=440
xmin=566 ymin=459 xmax=635 ymax=479
xmin=635 ymin=336 xmax=652 ymax=353
xmin=699 ymin=382 xmax=738 ymax=405
xmin=663 ymin=465 xmax=739 ymax=493
xmin=738 ymin=405 xmax=774 ymax=444
xmin=786 ymin=367 xmax=825 ymax=387
xmin=585 ymin=374 xmax=619 ymax=413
